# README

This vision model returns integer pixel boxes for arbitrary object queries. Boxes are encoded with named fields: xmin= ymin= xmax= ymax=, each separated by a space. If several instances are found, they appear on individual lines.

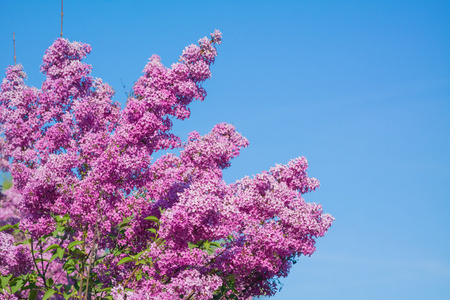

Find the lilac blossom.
xmin=0 ymin=186 xmax=22 ymax=227
xmin=0 ymin=30 xmax=333 ymax=299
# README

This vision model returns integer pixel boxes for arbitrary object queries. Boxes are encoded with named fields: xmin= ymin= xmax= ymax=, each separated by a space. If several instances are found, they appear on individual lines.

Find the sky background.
xmin=1 ymin=0 xmax=449 ymax=299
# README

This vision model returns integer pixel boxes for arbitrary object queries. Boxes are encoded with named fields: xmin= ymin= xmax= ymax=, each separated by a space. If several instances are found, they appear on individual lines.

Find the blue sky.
xmin=1 ymin=1 xmax=449 ymax=299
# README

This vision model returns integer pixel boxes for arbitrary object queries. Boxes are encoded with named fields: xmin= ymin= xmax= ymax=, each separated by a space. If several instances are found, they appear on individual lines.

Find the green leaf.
xmin=16 ymin=238 xmax=31 ymax=245
xmin=226 ymin=274 xmax=236 ymax=282
xmin=53 ymin=225 xmax=64 ymax=237
xmin=0 ymin=274 xmax=13 ymax=288
xmin=118 ymin=217 xmax=132 ymax=229
xmin=144 ymin=216 xmax=159 ymax=223
xmin=49 ymin=252 xmax=59 ymax=262
xmin=56 ymin=247 xmax=64 ymax=260
xmin=136 ymin=270 xmax=142 ymax=281
xmin=210 ymin=242 xmax=222 ymax=248
xmin=43 ymin=244 xmax=61 ymax=253
xmin=63 ymin=259 xmax=76 ymax=273
xmin=136 ymin=250 xmax=146 ymax=258
xmin=63 ymin=259 xmax=75 ymax=270
xmin=43 ymin=289 xmax=56 ymax=300
xmin=73 ymin=280 xmax=80 ymax=291
xmin=146 ymin=228 xmax=157 ymax=234
xmin=68 ymin=240 xmax=83 ymax=250
xmin=63 ymin=284 xmax=71 ymax=292
xmin=0 ymin=224 xmax=13 ymax=232
xmin=40 ymin=233 xmax=52 ymax=240
xmin=28 ymin=289 xmax=38 ymax=300
xmin=10 ymin=278 xmax=24 ymax=293
xmin=46 ymin=278 xmax=54 ymax=287
xmin=226 ymin=275 xmax=238 ymax=294
xmin=21 ymin=283 xmax=37 ymax=291
xmin=117 ymin=257 xmax=133 ymax=265
xmin=71 ymin=248 xmax=86 ymax=258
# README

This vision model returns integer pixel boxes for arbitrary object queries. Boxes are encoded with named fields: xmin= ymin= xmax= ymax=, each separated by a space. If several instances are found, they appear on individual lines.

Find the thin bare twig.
xmin=185 ymin=290 xmax=195 ymax=300
xmin=61 ymin=0 xmax=64 ymax=38
xmin=84 ymin=209 xmax=101 ymax=300
xmin=13 ymin=33 xmax=16 ymax=65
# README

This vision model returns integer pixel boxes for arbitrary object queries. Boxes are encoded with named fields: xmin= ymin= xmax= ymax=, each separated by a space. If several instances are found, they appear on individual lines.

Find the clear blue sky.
xmin=1 ymin=1 xmax=449 ymax=299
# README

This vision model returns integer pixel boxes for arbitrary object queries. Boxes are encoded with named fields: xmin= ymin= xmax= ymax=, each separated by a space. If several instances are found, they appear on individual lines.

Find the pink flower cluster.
xmin=0 ymin=187 xmax=22 ymax=227
xmin=0 ymin=30 xmax=333 ymax=299
xmin=0 ymin=232 xmax=32 ymax=277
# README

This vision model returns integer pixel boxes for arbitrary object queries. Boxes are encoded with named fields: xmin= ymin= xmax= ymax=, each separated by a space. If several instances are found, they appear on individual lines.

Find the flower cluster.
xmin=0 ymin=30 xmax=333 ymax=299
xmin=0 ymin=186 xmax=22 ymax=227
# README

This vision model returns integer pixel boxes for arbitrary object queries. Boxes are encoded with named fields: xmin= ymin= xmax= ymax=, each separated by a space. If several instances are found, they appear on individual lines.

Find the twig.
xmin=84 ymin=243 xmax=97 ymax=300
xmin=122 ymin=265 xmax=141 ymax=289
xmin=61 ymin=0 xmax=64 ymax=38
xmin=13 ymin=33 xmax=16 ymax=65
xmin=185 ymin=290 xmax=195 ymax=300
xmin=29 ymin=237 xmax=47 ymax=288
xmin=77 ymin=232 xmax=87 ymax=299
xmin=84 ymin=211 xmax=101 ymax=300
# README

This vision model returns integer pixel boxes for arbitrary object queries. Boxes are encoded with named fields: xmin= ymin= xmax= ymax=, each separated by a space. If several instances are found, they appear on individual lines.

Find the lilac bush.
xmin=0 ymin=30 xmax=333 ymax=299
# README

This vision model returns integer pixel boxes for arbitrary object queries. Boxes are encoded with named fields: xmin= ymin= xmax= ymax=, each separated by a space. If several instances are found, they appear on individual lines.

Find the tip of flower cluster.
xmin=7 ymin=63 xmax=22 ymax=71
xmin=211 ymin=29 xmax=222 ymax=44
xmin=41 ymin=38 xmax=92 ymax=74
xmin=5 ymin=64 xmax=26 ymax=80
xmin=187 ymin=131 xmax=200 ymax=141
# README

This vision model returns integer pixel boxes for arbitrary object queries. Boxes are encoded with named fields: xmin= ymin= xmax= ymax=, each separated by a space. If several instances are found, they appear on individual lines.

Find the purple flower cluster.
xmin=0 ymin=187 xmax=22 ymax=227
xmin=0 ymin=232 xmax=32 ymax=277
xmin=0 ymin=30 xmax=333 ymax=299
